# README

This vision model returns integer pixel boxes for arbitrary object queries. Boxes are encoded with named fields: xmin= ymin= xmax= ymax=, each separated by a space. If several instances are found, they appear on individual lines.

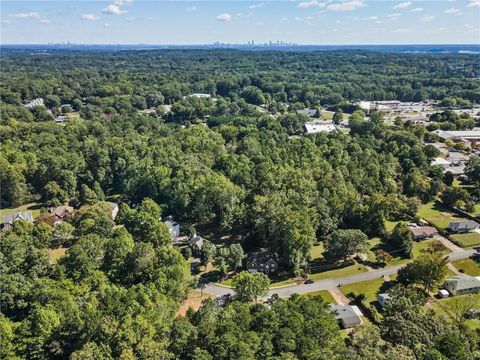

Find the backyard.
xmin=428 ymin=294 xmax=480 ymax=331
xmin=0 ymin=201 xmax=43 ymax=219
xmin=451 ymin=258 xmax=480 ymax=276
xmin=450 ymin=232 xmax=480 ymax=248
xmin=417 ymin=202 xmax=465 ymax=229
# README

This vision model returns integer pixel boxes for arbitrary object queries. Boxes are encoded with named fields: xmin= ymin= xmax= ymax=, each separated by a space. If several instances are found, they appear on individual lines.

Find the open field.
xmin=451 ymin=258 xmax=480 ymax=276
xmin=303 ymin=290 xmax=336 ymax=304
xmin=417 ymin=202 xmax=465 ymax=229
xmin=0 ymin=202 xmax=43 ymax=219
xmin=308 ymin=263 xmax=368 ymax=281
xmin=339 ymin=278 xmax=386 ymax=304
xmin=309 ymin=243 xmax=325 ymax=260
xmin=451 ymin=232 xmax=480 ymax=248
xmin=49 ymin=247 xmax=68 ymax=264
xmin=177 ymin=290 xmax=214 ymax=316
xmin=428 ymin=294 xmax=480 ymax=331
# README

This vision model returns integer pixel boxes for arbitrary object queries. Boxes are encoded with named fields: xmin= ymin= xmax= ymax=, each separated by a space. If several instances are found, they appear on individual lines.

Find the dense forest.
xmin=1 ymin=50 xmax=479 ymax=359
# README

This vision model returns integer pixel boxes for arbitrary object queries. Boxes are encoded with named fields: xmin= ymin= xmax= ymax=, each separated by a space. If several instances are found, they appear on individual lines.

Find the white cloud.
xmin=102 ymin=4 xmax=127 ymax=15
xmin=216 ymin=13 xmax=232 ymax=21
xmin=365 ymin=16 xmax=378 ymax=20
xmin=81 ymin=14 xmax=100 ymax=21
xmin=326 ymin=0 xmax=366 ymax=11
xmin=467 ymin=0 xmax=480 ymax=7
xmin=444 ymin=8 xmax=461 ymax=14
xmin=420 ymin=15 xmax=434 ymax=22
xmin=104 ymin=23 xmax=110 ymax=28
xmin=8 ymin=12 xmax=40 ymax=19
xmin=249 ymin=3 xmax=266 ymax=9
xmin=411 ymin=7 xmax=423 ymax=12
xmin=393 ymin=2 xmax=411 ymax=10
xmin=387 ymin=13 xmax=402 ymax=20
xmin=114 ymin=0 xmax=133 ymax=5
xmin=394 ymin=28 xmax=411 ymax=33
xmin=186 ymin=6 xmax=198 ymax=12
xmin=124 ymin=16 xmax=136 ymax=22
xmin=39 ymin=19 xmax=50 ymax=24
xmin=298 ymin=0 xmax=325 ymax=8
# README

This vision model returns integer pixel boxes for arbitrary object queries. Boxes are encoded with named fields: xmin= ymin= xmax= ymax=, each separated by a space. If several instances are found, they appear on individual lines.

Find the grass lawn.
xmin=309 ymin=243 xmax=324 ymax=260
xmin=384 ymin=221 xmax=399 ymax=232
xmin=451 ymin=259 xmax=480 ymax=276
xmin=49 ymin=247 xmax=67 ymax=264
xmin=412 ymin=238 xmax=451 ymax=258
xmin=304 ymin=290 xmax=337 ymax=304
xmin=417 ymin=202 xmax=466 ymax=229
xmin=428 ymin=294 xmax=480 ymax=331
xmin=470 ymin=204 xmax=480 ymax=217
xmin=451 ymin=232 xmax=480 ymax=248
xmin=308 ymin=263 xmax=368 ymax=281
xmin=0 ymin=201 xmax=43 ymax=219
xmin=340 ymin=278 xmax=386 ymax=304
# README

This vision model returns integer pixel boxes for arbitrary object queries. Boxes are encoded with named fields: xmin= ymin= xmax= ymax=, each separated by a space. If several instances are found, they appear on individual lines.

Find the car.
xmin=304 ymin=279 xmax=315 ymax=284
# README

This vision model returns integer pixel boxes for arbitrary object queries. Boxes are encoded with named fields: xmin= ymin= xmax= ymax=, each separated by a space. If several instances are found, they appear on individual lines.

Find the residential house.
xmin=304 ymin=121 xmax=337 ymax=134
xmin=105 ymin=202 xmax=119 ymax=220
xmin=188 ymin=234 xmax=211 ymax=256
xmin=444 ymin=275 xmax=480 ymax=296
xmin=430 ymin=157 xmax=450 ymax=169
xmin=330 ymin=304 xmax=363 ymax=328
xmin=55 ymin=115 xmax=68 ymax=123
xmin=410 ymin=226 xmax=439 ymax=241
xmin=163 ymin=216 xmax=180 ymax=239
xmin=377 ymin=293 xmax=390 ymax=308
xmin=246 ymin=251 xmax=279 ymax=275
xmin=24 ymin=98 xmax=44 ymax=108
xmin=2 ymin=211 xmax=34 ymax=230
xmin=49 ymin=205 xmax=74 ymax=225
xmin=296 ymin=108 xmax=318 ymax=117
xmin=447 ymin=220 xmax=479 ymax=234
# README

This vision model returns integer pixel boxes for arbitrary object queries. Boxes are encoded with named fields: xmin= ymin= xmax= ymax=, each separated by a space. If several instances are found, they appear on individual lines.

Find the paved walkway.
xmin=202 ymin=249 xmax=478 ymax=299
xmin=436 ymin=235 xmax=463 ymax=253
xmin=328 ymin=288 xmax=350 ymax=305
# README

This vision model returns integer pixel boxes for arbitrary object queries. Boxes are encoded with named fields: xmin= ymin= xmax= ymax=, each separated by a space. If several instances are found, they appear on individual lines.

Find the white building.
xmin=24 ymin=98 xmax=44 ymax=108
xmin=304 ymin=122 xmax=337 ymax=134
xmin=431 ymin=157 xmax=450 ymax=169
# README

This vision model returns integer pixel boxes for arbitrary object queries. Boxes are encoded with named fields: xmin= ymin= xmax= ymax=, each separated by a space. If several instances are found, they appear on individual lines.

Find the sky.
xmin=1 ymin=0 xmax=479 ymax=45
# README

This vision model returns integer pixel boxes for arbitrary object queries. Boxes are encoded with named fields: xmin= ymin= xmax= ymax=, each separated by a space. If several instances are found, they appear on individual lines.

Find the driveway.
xmin=202 ymin=249 xmax=478 ymax=299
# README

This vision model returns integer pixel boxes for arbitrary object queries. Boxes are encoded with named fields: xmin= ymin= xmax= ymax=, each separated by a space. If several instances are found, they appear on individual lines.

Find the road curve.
xmin=202 ymin=249 xmax=478 ymax=299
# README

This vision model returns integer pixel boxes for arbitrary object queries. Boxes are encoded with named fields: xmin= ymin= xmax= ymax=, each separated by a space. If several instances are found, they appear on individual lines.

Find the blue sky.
xmin=1 ymin=0 xmax=479 ymax=44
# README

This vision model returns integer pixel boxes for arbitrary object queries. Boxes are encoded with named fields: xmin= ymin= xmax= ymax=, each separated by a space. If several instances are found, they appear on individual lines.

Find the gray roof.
xmin=296 ymin=109 xmax=318 ymax=117
xmin=448 ymin=220 xmax=479 ymax=232
xmin=2 ymin=211 xmax=34 ymax=225
xmin=410 ymin=226 xmax=438 ymax=238
xmin=330 ymin=305 xmax=362 ymax=328
xmin=189 ymin=235 xmax=209 ymax=250
xmin=444 ymin=276 xmax=480 ymax=291
xmin=246 ymin=251 xmax=278 ymax=268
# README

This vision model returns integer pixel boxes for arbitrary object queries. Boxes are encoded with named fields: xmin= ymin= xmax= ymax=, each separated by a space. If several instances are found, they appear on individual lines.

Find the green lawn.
xmin=340 ymin=278 xmax=385 ymax=304
xmin=470 ymin=204 xmax=480 ymax=217
xmin=304 ymin=290 xmax=336 ymax=304
xmin=451 ymin=259 xmax=480 ymax=276
xmin=451 ymin=232 xmax=480 ymax=248
xmin=384 ymin=221 xmax=399 ymax=232
xmin=309 ymin=243 xmax=324 ymax=260
xmin=417 ymin=202 xmax=465 ymax=229
xmin=412 ymin=238 xmax=451 ymax=258
xmin=308 ymin=263 xmax=368 ymax=281
xmin=0 ymin=201 xmax=43 ymax=219
xmin=428 ymin=294 xmax=480 ymax=331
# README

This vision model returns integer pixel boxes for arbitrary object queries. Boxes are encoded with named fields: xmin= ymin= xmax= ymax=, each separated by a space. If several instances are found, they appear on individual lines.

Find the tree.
xmin=332 ymin=109 xmax=343 ymax=125
xmin=440 ymin=187 xmax=471 ymax=209
xmin=42 ymin=181 xmax=68 ymax=207
xmin=80 ymin=184 xmax=98 ymax=205
xmin=200 ymin=241 xmax=215 ymax=269
xmin=324 ymin=229 xmax=368 ymax=262
xmin=232 ymin=271 xmax=270 ymax=302
xmin=370 ymin=110 xmax=384 ymax=124
xmin=388 ymin=223 xmax=413 ymax=258
xmin=397 ymin=253 xmax=448 ymax=292
xmin=464 ymin=156 xmax=480 ymax=185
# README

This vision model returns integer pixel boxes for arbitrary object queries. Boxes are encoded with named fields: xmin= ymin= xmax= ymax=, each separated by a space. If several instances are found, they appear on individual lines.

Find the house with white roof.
xmin=444 ymin=275 xmax=480 ymax=296
xmin=304 ymin=121 xmax=337 ymax=134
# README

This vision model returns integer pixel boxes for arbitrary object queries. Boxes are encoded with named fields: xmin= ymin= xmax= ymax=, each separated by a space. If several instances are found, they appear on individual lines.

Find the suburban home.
xmin=24 ymin=98 xmax=44 ymax=108
xmin=330 ymin=304 xmax=363 ymax=328
xmin=377 ymin=293 xmax=390 ymax=308
xmin=2 ymin=211 xmax=34 ymax=230
xmin=49 ymin=205 xmax=75 ymax=225
xmin=55 ymin=115 xmax=68 ymax=123
xmin=163 ymin=216 xmax=180 ymax=239
xmin=447 ymin=220 xmax=479 ymax=234
xmin=246 ymin=251 xmax=279 ymax=275
xmin=105 ymin=202 xmax=119 ymax=220
xmin=188 ymin=234 xmax=211 ymax=256
xmin=430 ymin=157 xmax=450 ymax=169
xmin=410 ymin=226 xmax=439 ymax=241
xmin=296 ymin=108 xmax=318 ymax=117
xmin=304 ymin=122 xmax=337 ymax=135
xmin=444 ymin=275 xmax=480 ymax=296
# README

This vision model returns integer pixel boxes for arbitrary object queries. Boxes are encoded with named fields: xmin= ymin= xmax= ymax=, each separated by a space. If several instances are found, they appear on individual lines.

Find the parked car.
xmin=304 ymin=279 xmax=315 ymax=284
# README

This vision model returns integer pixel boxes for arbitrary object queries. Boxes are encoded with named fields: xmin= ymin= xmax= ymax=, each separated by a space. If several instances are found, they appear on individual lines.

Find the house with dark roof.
xmin=410 ymin=226 xmax=439 ymax=241
xmin=49 ymin=205 xmax=75 ymax=225
xmin=246 ymin=251 xmax=279 ymax=275
xmin=188 ymin=234 xmax=212 ymax=256
xmin=447 ymin=220 xmax=479 ymax=234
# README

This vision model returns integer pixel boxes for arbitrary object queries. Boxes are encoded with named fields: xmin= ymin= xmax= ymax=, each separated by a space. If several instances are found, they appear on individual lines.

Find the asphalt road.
xmin=202 ymin=249 xmax=478 ymax=299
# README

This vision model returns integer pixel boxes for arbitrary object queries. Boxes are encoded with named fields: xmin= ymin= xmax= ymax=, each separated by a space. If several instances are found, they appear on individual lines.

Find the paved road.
xmin=202 ymin=249 xmax=478 ymax=299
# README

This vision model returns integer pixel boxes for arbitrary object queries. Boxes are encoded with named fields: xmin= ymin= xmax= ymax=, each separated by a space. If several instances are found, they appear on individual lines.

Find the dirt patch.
xmin=177 ymin=291 xmax=214 ymax=317
xmin=49 ymin=247 xmax=67 ymax=264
